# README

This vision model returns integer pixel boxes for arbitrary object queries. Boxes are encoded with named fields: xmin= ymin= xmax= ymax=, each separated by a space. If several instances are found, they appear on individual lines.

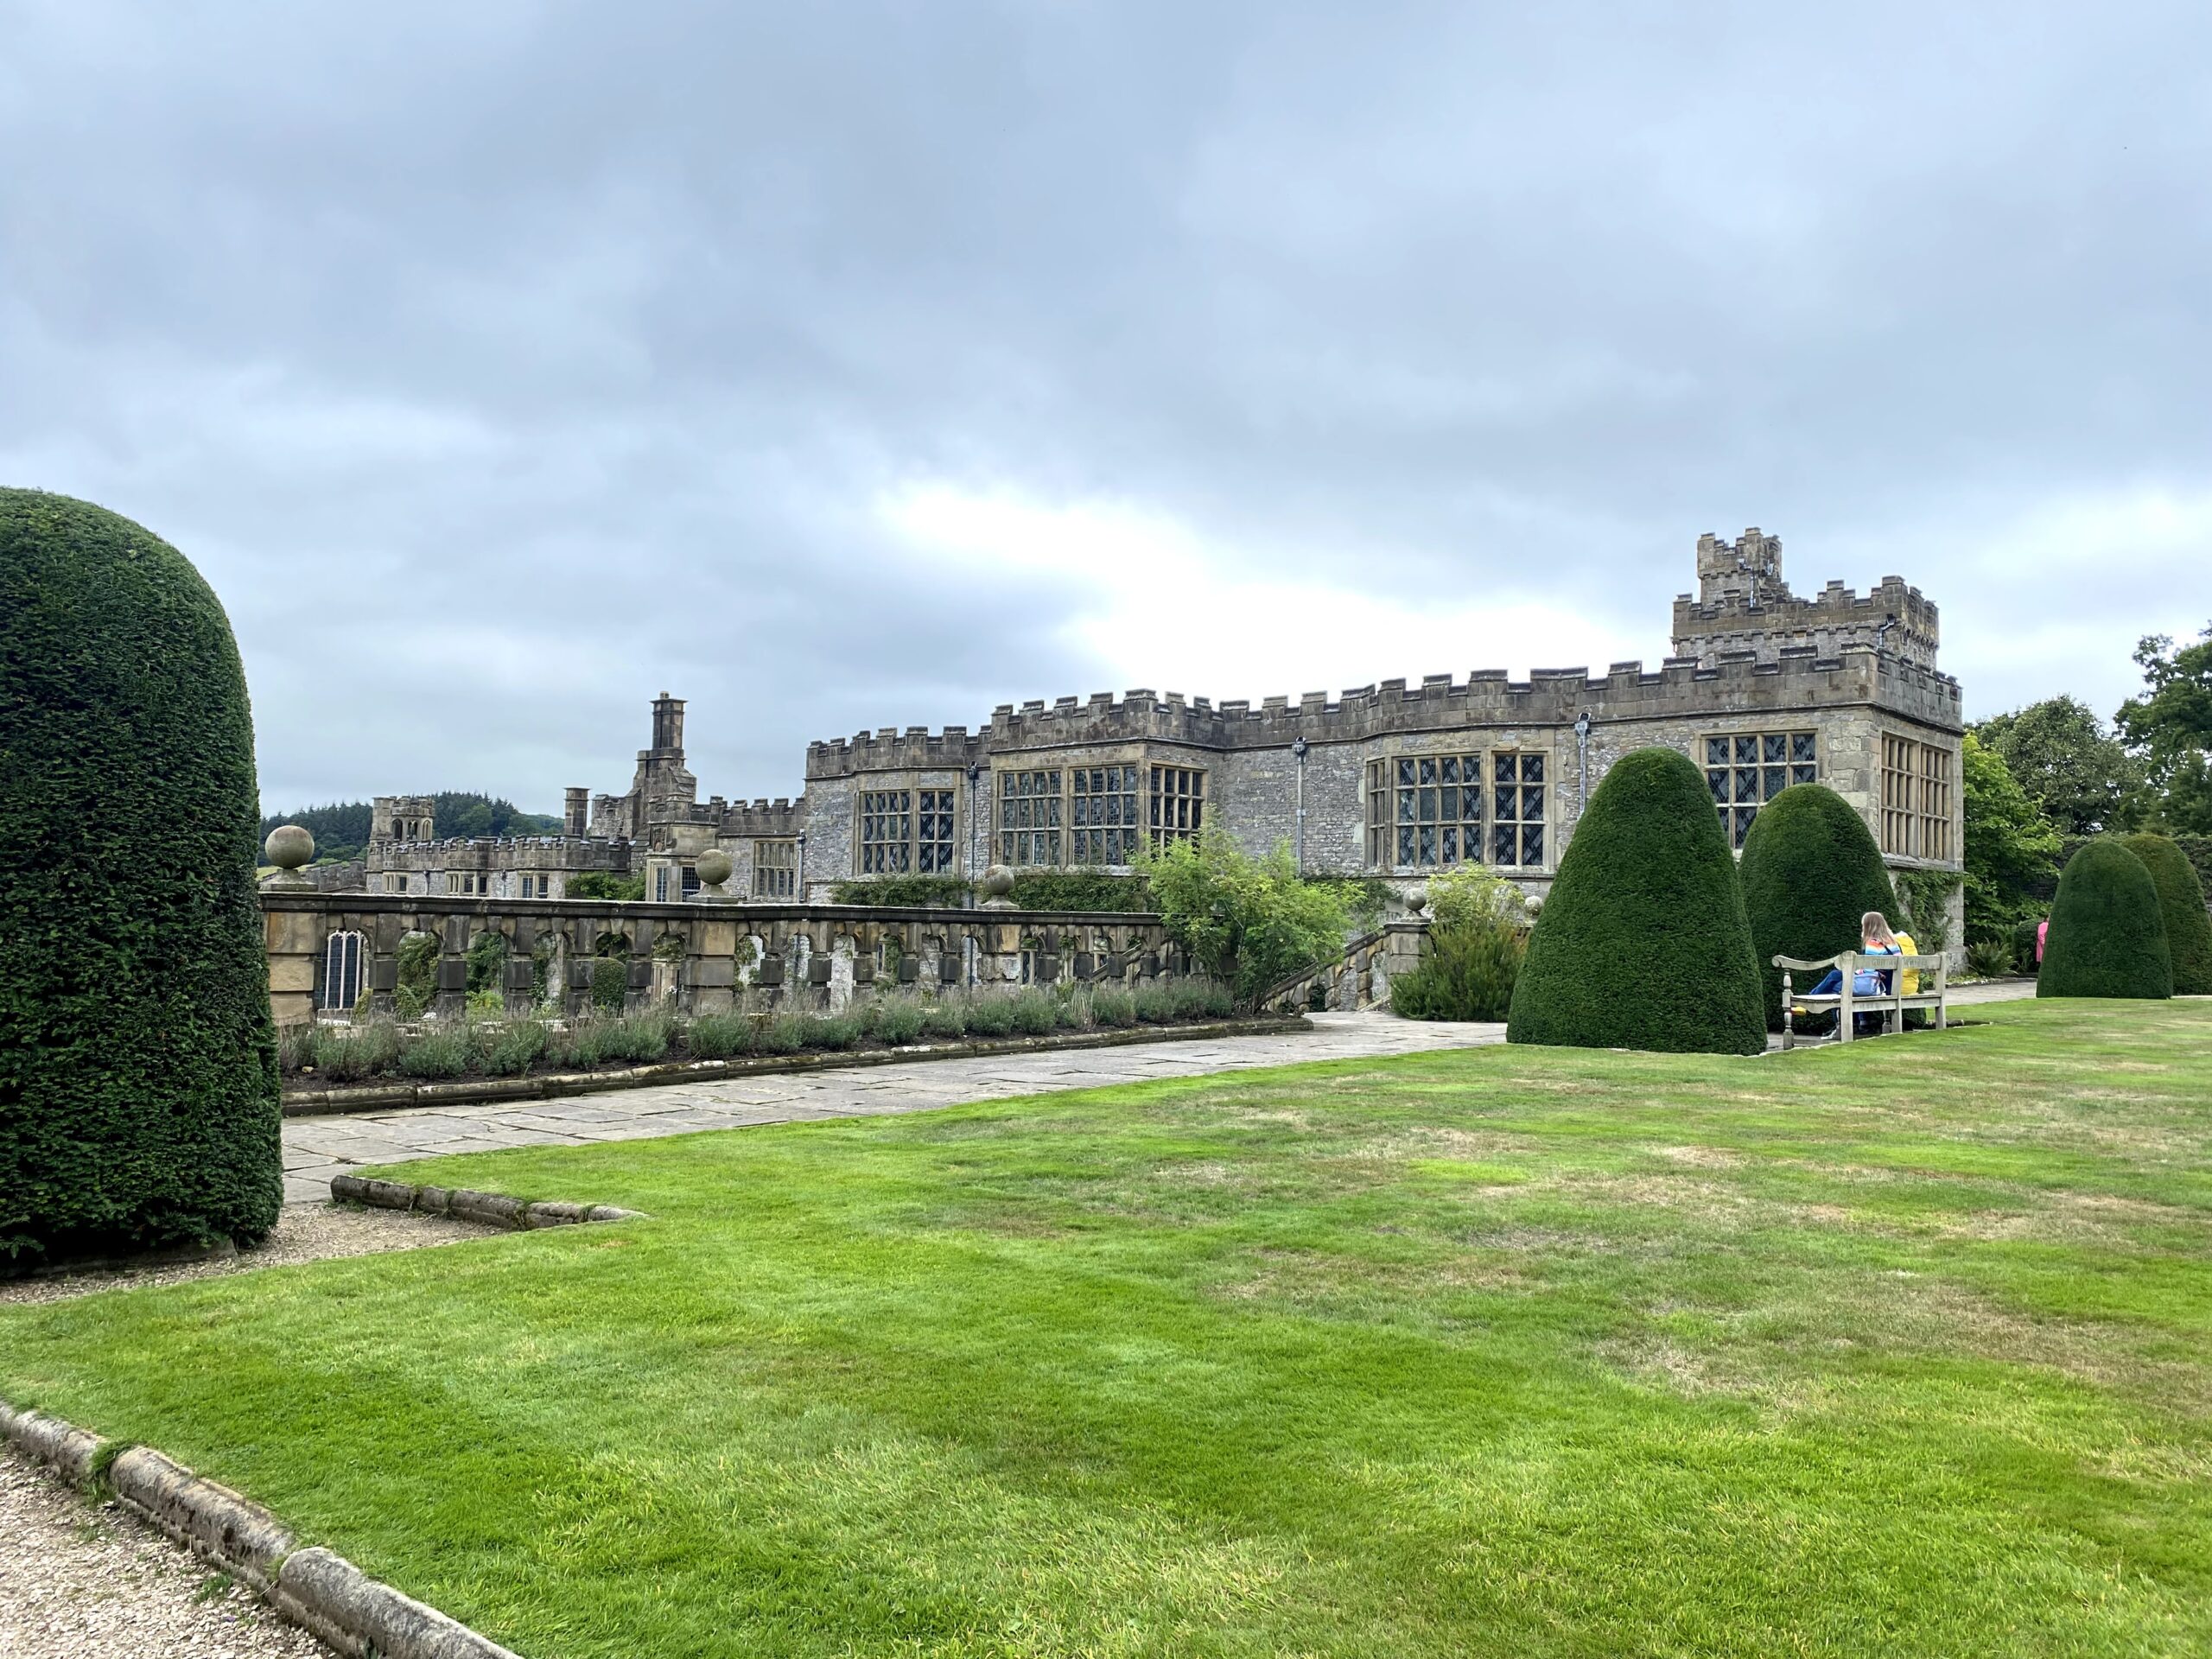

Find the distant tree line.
xmin=257 ymin=791 xmax=563 ymax=863
xmin=1967 ymin=622 xmax=2212 ymax=948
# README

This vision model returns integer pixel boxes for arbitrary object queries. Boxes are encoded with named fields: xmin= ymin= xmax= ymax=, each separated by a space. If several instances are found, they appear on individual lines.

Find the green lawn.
xmin=6 ymin=998 xmax=2211 ymax=1656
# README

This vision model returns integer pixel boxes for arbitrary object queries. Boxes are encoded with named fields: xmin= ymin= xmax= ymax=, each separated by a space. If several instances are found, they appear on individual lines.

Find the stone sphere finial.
xmin=979 ymin=863 xmax=1017 ymax=909
xmin=1403 ymin=885 xmax=1429 ymax=919
xmin=263 ymin=824 xmax=315 ymax=889
xmin=695 ymin=849 xmax=733 ymax=896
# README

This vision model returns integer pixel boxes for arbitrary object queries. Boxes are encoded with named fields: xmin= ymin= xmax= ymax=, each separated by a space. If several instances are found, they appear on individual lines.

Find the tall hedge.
xmin=2037 ymin=840 xmax=2171 ymax=1001
xmin=1506 ymin=747 xmax=1767 ymax=1054
xmin=1738 ymin=784 xmax=1901 ymax=1029
xmin=2120 ymin=833 xmax=2212 ymax=995
xmin=0 ymin=489 xmax=282 ymax=1262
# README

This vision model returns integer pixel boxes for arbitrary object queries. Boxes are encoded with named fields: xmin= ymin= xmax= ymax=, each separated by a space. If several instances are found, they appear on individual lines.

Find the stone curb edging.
xmin=281 ymin=1014 xmax=1309 ymax=1117
xmin=0 ymin=1396 xmax=524 ymax=1659
xmin=329 ymin=1173 xmax=645 ymax=1230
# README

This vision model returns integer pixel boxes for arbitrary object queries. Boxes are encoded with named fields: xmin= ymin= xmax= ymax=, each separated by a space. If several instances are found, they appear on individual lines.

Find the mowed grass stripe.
xmin=4 ymin=998 xmax=2209 ymax=1656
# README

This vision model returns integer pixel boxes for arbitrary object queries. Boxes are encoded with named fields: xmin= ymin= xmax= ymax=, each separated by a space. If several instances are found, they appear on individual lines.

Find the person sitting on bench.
xmin=1797 ymin=912 xmax=1904 ymax=1031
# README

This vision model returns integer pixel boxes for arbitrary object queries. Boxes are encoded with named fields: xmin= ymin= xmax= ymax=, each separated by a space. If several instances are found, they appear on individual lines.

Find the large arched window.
xmin=321 ymin=930 xmax=365 ymax=1013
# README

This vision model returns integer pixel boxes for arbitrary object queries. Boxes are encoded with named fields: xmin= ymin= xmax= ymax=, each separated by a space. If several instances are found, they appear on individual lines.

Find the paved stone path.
xmin=283 ymin=1014 xmax=1508 ymax=1202
xmin=282 ymin=983 xmax=2044 ymax=1203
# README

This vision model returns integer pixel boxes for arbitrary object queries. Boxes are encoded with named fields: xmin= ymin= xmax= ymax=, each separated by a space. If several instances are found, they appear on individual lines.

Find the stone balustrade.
xmin=261 ymin=892 xmax=1191 ymax=1027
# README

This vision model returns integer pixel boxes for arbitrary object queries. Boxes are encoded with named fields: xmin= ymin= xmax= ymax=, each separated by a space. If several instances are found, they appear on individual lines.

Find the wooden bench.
xmin=1771 ymin=952 xmax=1949 ymax=1050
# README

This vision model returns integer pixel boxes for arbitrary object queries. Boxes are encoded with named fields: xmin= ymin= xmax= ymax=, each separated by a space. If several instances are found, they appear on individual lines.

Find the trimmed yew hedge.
xmin=2037 ymin=841 xmax=2171 ymax=1001
xmin=2120 ymin=833 xmax=2212 ymax=996
xmin=1738 ymin=784 xmax=1901 ymax=1030
xmin=1506 ymin=747 xmax=1766 ymax=1054
xmin=0 ymin=490 xmax=282 ymax=1263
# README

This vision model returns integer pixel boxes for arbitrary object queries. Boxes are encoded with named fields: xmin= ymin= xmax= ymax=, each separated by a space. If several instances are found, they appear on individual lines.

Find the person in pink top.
xmin=2037 ymin=918 xmax=2049 ymax=963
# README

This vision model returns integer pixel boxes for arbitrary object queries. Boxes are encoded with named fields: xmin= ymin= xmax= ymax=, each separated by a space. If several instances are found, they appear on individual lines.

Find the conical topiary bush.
xmin=1506 ymin=746 xmax=1767 ymax=1054
xmin=2037 ymin=840 xmax=2171 ymax=1001
xmin=0 ymin=489 xmax=282 ymax=1263
xmin=1738 ymin=783 xmax=1901 ymax=1029
xmin=2120 ymin=833 xmax=2212 ymax=995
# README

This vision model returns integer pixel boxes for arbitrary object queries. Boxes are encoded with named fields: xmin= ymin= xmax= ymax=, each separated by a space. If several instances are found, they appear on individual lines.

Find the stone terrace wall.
xmin=263 ymin=893 xmax=1185 ymax=1027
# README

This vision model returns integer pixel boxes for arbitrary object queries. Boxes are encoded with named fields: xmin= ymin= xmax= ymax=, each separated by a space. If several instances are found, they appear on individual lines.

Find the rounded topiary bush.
xmin=1738 ymin=783 xmax=1900 ymax=1029
xmin=2120 ymin=833 xmax=2212 ymax=995
xmin=0 ymin=489 xmax=281 ymax=1262
xmin=2037 ymin=840 xmax=2171 ymax=1001
xmin=1506 ymin=747 xmax=1767 ymax=1054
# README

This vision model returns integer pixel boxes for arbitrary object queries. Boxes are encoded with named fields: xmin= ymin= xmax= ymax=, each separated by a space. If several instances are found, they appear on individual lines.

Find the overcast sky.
xmin=4 ymin=2 xmax=2208 ymax=814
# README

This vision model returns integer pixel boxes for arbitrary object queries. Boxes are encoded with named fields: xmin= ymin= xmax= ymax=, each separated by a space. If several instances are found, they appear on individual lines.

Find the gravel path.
xmin=0 ymin=1450 xmax=330 ymax=1657
xmin=0 ymin=1202 xmax=494 ymax=1309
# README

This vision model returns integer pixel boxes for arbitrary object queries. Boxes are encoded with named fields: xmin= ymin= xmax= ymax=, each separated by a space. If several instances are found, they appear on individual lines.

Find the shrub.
xmin=685 ymin=1012 xmax=751 ymax=1060
xmin=1136 ymin=830 xmax=1350 ymax=1005
xmin=2120 ymin=834 xmax=2212 ymax=995
xmin=595 ymin=1009 xmax=675 ymax=1065
xmin=965 ymin=995 xmax=1018 ymax=1037
xmin=830 ymin=874 xmax=972 ymax=908
xmin=760 ymin=1014 xmax=809 ymax=1054
xmin=0 ymin=491 xmax=283 ymax=1261
xmin=591 ymin=957 xmax=628 ymax=1013
xmin=2012 ymin=917 xmax=2045 ymax=977
xmin=1091 ymin=987 xmax=1138 ymax=1028
xmin=1506 ymin=747 xmax=1766 ymax=1055
xmin=1133 ymin=983 xmax=1177 ymax=1023
xmin=1391 ymin=916 xmax=1526 ymax=1021
xmin=568 ymin=871 xmax=646 ymax=902
xmin=314 ymin=1021 xmax=400 ymax=1083
xmin=1964 ymin=938 xmax=2015 ymax=979
xmin=918 ymin=1001 xmax=968 ymax=1041
xmin=2037 ymin=841 xmax=2171 ymax=1000
xmin=483 ymin=1020 xmax=550 ymax=1076
xmin=871 ymin=997 xmax=927 ymax=1046
xmin=806 ymin=1014 xmax=863 ymax=1051
xmin=464 ymin=929 xmax=508 ymax=995
xmin=1008 ymin=988 xmax=1059 ymax=1035
xmin=1737 ymin=784 xmax=1902 ymax=1030
xmin=397 ymin=1027 xmax=472 ymax=1080
xmin=394 ymin=932 xmax=438 ymax=1019
xmin=1008 ymin=868 xmax=1149 ymax=912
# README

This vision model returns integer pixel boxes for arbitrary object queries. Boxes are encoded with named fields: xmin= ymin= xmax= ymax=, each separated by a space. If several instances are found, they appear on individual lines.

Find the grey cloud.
xmin=3 ymin=0 xmax=2207 ymax=806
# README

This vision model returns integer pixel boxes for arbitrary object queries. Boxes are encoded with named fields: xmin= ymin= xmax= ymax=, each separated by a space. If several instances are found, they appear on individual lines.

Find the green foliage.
xmin=393 ymin=932 xmax=438 ymax=1019
xmin=1423 ymin=865 xmax=1529 ymax=931
xmin=1091 ymin=987 xmax=1138 ymax=1027
xmin=1305 ymin=876 xmax=1396 ymax=932
xmin=1010 ymin=868 xmax=1151 ymax=912
xmin=1136 ymin=830 xmax=1351 ymax=1006
xmin=257 ymin=801 xmax=373 ymax=863
xmin=1507 ymin=747 xmax=1766 ymax=1055
xmin=1964 ymin=938 xmax=2016 ymax=979
xmin=1961 ymin=733 xmax=2063 ymax=945
xmin=2038 ymin=841 xmax=2171 ymax=1001
xmin=830 ymin=874 xmax=973 ymax=908
xmin=396 ymin=1027 xmax=472 ymax=1080
xmin=2119 ymin=834 xmax=2212 ymax=995
xmin=482 ymin=1020 xmax=549 ymax=1077
xmin=1737 ymin=784 xmax=1902 ymax=1030
xmin=1974 ymin=696 xmax=2144 ymax=836
xmin=2117 ymin=624 xmax=2212 ymax=835
xmin=1892 ymin=870 xmax=1960 ymax=956
xmin=590 ymin=957 xmax=629 ymax=1013
xmin=2012 ymin=917 xmax=2046 ymax=979
xmin=0 ymin=492 xmax=283 ymax=1261
xmin=1390 ymin=917 xmax=1526 ymax=1021
xmin=429 ymin=791 xmax=563 ymax=840
xmin=464 ymin=930 xmax=508 ymax=995
xmin=567 ymin=871 xmax=647 ymax=903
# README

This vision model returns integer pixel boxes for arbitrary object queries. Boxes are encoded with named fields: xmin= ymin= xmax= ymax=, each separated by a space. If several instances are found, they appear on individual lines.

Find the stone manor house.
xmin=364 ymin=528 xmax=1964 ymax=937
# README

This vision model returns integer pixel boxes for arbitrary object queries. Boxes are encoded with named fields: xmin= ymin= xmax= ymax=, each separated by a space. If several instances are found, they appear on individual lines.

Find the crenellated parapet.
xmin=803 ymin=646 xmax=1960 ymax=776
xmin=1672 ymin=528 xmax=1940 ymax=670
xmin=719 ymin=796 xmax=807 ymax=836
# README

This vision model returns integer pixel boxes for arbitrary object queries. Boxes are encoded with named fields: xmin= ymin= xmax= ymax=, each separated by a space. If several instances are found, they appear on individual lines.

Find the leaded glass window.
xmin=1704 ymin=731 xmax=1817 ymax=849
xmin=1491 ymin=753 xmax=1546 ymax=867
xmin=917 ymin=789 xmax=957 ymax=873
xmin=1393 ymin=753 xmax=1482 ymax=868
xmin=1149 ymin=766 xmax=1204 ymax=846
xmin=321 ymin=930 xmax=365 ymax=1012
xmin=754 ymin=838 xmax=797 ymax=897
xmin=1072 ymin=766 xmax=1140 ymax=864
xmin=999 ymin=770 xmax=1063 ymax=866
xmin=860 ymin=790 xmax=912 ymax=874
